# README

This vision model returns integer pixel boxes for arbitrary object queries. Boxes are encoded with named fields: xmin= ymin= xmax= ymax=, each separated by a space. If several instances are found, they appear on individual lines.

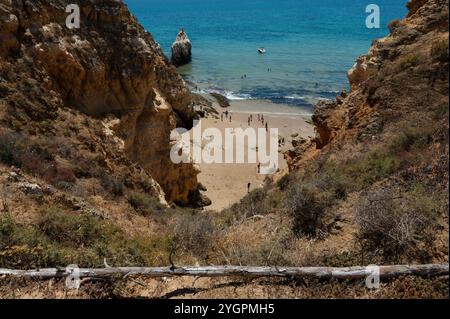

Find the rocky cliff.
xmin=287 ymin=0 xmax=449 ymax=169
xmin=325 ymin=0 xmax=447 ymax=147
xmin=0 ymin=0 xmax=206 ymax=206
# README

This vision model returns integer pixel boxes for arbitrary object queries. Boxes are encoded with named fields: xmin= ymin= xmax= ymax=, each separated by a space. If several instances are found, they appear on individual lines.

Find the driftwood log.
xmin=0 ymin=264 xmax=448 ymax=280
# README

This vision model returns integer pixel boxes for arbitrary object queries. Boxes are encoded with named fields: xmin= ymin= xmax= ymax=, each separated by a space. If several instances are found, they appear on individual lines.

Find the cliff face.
xmin=287 ymin=0 xmax=449 ymax=169
xmin=0 ymin=0 xmax=204 ymax=205
xmin=312 ymin=0 xmax=448 ymax=151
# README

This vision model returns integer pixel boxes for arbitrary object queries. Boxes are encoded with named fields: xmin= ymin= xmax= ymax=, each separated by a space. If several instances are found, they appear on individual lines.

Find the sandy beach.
xmin=196 ymin=98 xmax=315 ymax=211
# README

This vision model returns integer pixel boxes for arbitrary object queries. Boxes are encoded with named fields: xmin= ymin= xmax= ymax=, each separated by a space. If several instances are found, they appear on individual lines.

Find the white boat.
xmin=258 ymin=47 xmax=266 ymax=54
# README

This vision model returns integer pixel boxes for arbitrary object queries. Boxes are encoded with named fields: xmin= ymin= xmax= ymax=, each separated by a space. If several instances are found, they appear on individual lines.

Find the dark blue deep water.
xmin=125 ymin=0 xmax=408 ymax=108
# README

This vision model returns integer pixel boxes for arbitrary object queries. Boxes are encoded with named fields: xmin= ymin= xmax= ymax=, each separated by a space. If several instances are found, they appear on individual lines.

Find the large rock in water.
xmin=171 ymin=29 xmax=192 ymax=67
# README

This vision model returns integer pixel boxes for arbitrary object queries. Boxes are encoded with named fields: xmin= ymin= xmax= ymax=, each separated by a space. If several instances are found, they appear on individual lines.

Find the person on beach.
xmin=257 ymin=163 xmax=261 ymax=174
xmin=265 ymin=122 xmax=268 ymax=132
xmin=247 ymin=183 xmax=251 ymax=193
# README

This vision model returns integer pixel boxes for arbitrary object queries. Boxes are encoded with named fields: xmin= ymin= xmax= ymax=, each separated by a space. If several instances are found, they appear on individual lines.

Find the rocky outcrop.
xmin=210 ymin=93 xmax=230 ymax=108
xmin=311 ymin=99 xmax=339 ymax=149
xmin=0 ymin=0 xmax=207 ymax=206
xmin=171 ymin=29 xmax=192 ymax=67
xmin=407 ymin=0 xmax=428 ymax=16
xmin=347 ymin=47 xmax=381 ymax=91
xmin=287 ymin=0 xmax=449 ymax=165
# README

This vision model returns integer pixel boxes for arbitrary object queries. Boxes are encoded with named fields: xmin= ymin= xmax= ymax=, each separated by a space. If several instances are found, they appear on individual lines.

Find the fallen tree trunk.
xmin=0 ymin=264 xmax=448 ymax=280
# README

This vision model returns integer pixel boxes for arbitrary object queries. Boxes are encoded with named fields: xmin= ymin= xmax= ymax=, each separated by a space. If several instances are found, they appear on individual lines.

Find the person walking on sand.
xmin=265 ymin=122 xmax=268 ymax=132
xmin=247 ymin=182 xmax=251 ymax=193
xmin=257 ymin=162 xmax=261 ymax=174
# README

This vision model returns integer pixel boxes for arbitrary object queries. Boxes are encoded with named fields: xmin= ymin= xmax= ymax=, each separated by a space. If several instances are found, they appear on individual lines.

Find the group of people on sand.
xmin=220 ymin=111 xmax=270 ymax=131
xmin=244 ymin=113 xmax=269 ymax=131
xmin=220 ymin=110 xmax=232 ymax=122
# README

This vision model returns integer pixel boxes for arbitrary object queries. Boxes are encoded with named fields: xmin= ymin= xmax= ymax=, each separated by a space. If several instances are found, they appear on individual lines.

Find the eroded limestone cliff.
xmin=0 ymin=0 xmax=206 ymax=206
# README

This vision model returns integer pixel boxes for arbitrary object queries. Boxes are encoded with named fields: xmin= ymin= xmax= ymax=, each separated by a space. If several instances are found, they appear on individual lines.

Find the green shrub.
xmin=0 ymin=131 xmax=76 ymax=189
xmin=37 ymin=206 xmax=111 ymax=247
xmin=355 ymin=187 xmax=440 ymax=263
xmin=128 ymin=192 xmax=164 ymax=216
xmin=223 ymin=188 xmax=282 ymax=224
xmin=277 ymin=174 xmax=293 ymax=191
xmin=221 ymin=230 xmax=293 ymax=266
xmin=286 ymin=183 xmax=335 ymax=238
xmin=321 ymin=251 xmax=360 ymax=267
xmin=431 ymin=39 xmax=449 ymax=63
xmin=100 ymin=173 xmax=124 ymax=197
xmin=343 ymin=129 xmax=432 ymax=187
xmin=359 ymin=152 xmax=401 ymax=185
xmin=389 ymin=129 xmax=431 ymax=153
xmin=0 ymin=206 xmax=174 ymax=269
xmin=0 ymin=216 xmax=42 ymax=250
xmin=316 ymin=167 xmax=352 ymax=200
xmin=173 ymin=211 xmax=216 ymax=260
xmin=399 ymin=54 xmax=421 ymax=70
xmin=0 ymin=216 xmax=66 ymax=268
xmin=0 ymin=131 xmax=22 ymax=167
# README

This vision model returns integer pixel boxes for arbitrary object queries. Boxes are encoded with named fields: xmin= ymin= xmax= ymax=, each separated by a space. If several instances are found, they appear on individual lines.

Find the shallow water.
xmin=126 ymin=0 xmax=407 ymax=109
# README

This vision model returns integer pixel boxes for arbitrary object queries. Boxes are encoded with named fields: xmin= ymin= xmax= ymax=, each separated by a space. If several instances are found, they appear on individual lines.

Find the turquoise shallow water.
xmin=125 ymin=0 xmax=407 ymax=109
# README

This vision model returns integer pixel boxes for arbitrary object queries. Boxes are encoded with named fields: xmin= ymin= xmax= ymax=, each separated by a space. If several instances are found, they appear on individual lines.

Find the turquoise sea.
xmin=125 ymin=0 xmax=408 ymax=109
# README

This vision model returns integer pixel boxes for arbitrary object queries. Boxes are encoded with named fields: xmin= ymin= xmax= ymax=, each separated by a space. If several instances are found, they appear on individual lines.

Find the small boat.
xmin=258 ymin=47 xmax=266 ymax=54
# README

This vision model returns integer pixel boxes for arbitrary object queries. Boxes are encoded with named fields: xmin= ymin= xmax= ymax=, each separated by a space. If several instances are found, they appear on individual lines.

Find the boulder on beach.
xmin=171 ymin=29 xmax=192 ymax=67
xmin=210 ymin=92 xmax=230 ymax=108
